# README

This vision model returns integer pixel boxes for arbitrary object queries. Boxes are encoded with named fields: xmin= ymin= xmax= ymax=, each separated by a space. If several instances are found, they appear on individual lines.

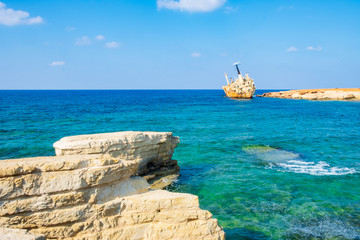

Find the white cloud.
xmin=0 ymin=2 xmax=43 ymax=26
xmin=191 ymin=52 xmax=201 ymax=57
xmin=157 ymin=0 xmax=226 ymax=12
xmin=287 ymin=46 xmax=298 ymax=52
xmin=75 ymin=36 xmax=91 ymax=46
xmin=50 ymin=61 xmax=65 ymax=66
xmin=307 ymin=46 xmax=323 ymax=51
xmin=105 ymin=41 xmax=120 ymax=48
xmin=95 ymin=35 xmax=105 ymax=41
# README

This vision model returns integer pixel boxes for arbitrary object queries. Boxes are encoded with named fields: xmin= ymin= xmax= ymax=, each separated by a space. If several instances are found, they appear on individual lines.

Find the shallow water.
xmin=243 ymin=145 xmax=357 ymax=176
xmin=1 ymin=90 xmax=359 ymax=239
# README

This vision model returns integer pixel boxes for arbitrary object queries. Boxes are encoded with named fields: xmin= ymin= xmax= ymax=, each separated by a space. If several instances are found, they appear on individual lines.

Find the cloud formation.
xmin=287 ymin=46 xmax=298 ymax=52
xmin=307 ymin=46 xmax=323 ymax=51
xmin=50 ymin=61 xmax=65 ymax=66
xmin=105 ymin=41 xmax=120 ymax=48
xmin=191 ymin=52 xmax=201 ymax=57
xmin=157 ymin=0 xmax=226 ymax=12
xmin=95 ymin=35 xmax=105 ymax=41
xmin=0 ymin=2 xmax=43 ymax=26
xmin=76 ymin=36 xmax=91 ymax=46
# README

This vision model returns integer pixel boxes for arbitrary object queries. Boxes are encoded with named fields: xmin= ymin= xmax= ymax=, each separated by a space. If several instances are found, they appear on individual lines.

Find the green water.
xmin=0 ymin=90 xmax=359 ymax=239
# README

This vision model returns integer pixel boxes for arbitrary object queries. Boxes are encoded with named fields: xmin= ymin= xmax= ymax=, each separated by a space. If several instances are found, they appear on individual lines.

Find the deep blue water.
xmin=0 ymin=90 xmax=360 ymax=239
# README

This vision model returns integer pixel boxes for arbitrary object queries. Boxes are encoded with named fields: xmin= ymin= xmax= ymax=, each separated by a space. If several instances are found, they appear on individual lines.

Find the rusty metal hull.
xmin=222 ymin=87 xmax=253 ymax=99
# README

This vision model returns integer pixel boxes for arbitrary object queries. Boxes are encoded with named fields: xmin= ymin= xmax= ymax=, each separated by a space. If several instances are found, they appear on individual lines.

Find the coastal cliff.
xmin=0 ymin=131 xmax=225 ymax=239
xmin=259 ymin=88 xmax=360 ymax=100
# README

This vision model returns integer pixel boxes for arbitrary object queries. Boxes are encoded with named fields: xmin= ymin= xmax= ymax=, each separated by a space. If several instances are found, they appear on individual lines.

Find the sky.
xmin=0 ymin=0 xmax=359 ymax=89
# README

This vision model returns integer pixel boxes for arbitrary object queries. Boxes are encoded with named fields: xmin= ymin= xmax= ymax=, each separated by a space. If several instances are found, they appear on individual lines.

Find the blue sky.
xmin=0 ymin=0 xmax=359 ymax=89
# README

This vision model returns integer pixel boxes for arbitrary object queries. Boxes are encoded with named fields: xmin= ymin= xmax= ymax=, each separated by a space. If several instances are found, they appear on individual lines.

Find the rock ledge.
xmin=258 ymin=88 xmax=360 ymax=100
xmin=0 ymin=131 xmax=225 ymax=240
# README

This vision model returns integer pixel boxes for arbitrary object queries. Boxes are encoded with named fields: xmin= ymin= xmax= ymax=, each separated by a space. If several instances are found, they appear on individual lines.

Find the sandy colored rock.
xmin=28 ymin=190 xmax=224 ymax=240
xmin=0 ymin=131 xmax=225 ymax=239
xmin=0 ymin=160 xmax=137 ymax=200
xmin=0 ymin=228 xmax=45 ymax=240
xmin=54 ymin=131 xmax=180 ymax=176
xmin=0 ymin=177 xmax=148 ymax=217
xmin=142 ymin=160 xmax=180 ymax=189
xmin=53 ymin=131 xmax=178 ymax=158
xmin=259 ymin=88 xmax=360 ymax=101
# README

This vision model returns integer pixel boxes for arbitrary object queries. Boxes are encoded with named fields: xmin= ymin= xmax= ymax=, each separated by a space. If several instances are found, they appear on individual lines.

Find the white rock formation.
xmin=0 ymin=131 xmax=225 ymax=240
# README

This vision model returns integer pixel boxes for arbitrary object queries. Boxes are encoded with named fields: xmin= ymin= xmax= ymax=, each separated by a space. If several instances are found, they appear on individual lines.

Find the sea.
xmin=0 ymin=90 xmax=359 ymax=240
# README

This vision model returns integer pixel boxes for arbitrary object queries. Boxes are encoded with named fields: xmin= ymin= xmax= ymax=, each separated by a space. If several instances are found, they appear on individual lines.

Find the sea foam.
xmin=273 ymin=160 xmax=357 ymax=176
xmin=243 ymin=145 xmax=357 ymax=176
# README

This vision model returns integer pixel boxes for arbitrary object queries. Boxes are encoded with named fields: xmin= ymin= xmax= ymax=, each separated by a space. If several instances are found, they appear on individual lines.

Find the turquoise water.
xmin=1 ymin=90 xmax=359 ymax=239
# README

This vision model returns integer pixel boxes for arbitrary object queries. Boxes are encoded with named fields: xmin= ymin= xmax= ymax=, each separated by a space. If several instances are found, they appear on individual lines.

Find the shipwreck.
xmin=223 ymin=62 xmax=256 ymax=98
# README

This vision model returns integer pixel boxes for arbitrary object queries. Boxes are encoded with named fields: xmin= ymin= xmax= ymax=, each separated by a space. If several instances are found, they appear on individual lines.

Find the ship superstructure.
xmin=222 ymin=63 xmax=256 ymax=98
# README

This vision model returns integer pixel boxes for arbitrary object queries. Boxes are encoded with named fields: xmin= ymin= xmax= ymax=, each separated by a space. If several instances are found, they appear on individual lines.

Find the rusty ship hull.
xmin=222 ymin=87 xmax=254 ymax=98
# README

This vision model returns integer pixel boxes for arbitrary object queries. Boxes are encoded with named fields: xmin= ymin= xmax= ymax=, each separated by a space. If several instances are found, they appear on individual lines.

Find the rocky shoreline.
xmin=0 ymin=131 xmax=225 ymax=239
xmin=258 ymin=88 xmax=360 ymax=100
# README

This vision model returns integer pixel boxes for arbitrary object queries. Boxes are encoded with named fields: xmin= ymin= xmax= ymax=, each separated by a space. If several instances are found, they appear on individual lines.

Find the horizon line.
xmin=0 ymin=89 xmax=289 ymax=91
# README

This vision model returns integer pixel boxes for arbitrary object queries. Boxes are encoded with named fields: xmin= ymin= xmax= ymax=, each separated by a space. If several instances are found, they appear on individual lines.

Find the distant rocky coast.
xmin=0 ymin=131 xmax=225 ymax=240
xmin=258 ymin=88 xmax=360 ymax=100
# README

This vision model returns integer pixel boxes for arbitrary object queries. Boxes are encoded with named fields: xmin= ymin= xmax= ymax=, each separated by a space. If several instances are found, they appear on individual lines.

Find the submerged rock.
xmin=243 ymin=145 xmax=356 ymax=176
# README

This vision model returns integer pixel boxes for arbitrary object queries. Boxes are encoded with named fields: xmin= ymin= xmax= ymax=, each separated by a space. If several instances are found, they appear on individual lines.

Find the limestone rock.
xmin=0 ymin=228 xmax=45 ymax=240
xmin=0 ymin=131 xmax=225 ymax=239
xmin=0 ymin=158 xmax=137 ymax=200
xmin=142 ymin=160 xmax=180 ymax=189
xmin=53 ymin=131 xmax=180 ymax=176
xmin=259 ymin=88 xmax=360 ymax=101
xmin=28 ymin=190 xmax=225 ymax=240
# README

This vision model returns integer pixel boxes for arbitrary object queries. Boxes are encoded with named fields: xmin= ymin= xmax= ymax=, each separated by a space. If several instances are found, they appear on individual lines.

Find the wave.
xmin=270 ymin=160 xmax=357 ymax=176
xmin=243 ymin=145 xmax=357 ymax=176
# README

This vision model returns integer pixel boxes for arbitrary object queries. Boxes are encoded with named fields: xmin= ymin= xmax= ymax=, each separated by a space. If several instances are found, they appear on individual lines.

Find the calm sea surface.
xmin=1 ymin=90 xmax=359 ymax=239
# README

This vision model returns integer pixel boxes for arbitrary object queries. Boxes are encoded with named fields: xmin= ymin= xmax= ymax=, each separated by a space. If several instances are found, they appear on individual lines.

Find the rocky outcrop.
xmin=53 ymin=131 xmax=181 ymax=189
xmin=0 ymin=131 xmax=225 ymax=240
xmin=258 ymin=88 xmax=360 ymax=100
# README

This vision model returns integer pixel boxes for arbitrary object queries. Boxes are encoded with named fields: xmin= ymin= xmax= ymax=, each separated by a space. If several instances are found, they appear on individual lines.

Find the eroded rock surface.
xmin=259 ymin=88 xmax=360 ymax=100
xmin=0 ymin=228 xmax=45 ymax=240
xmin=0 ymin=131 xmax=225 ymax=240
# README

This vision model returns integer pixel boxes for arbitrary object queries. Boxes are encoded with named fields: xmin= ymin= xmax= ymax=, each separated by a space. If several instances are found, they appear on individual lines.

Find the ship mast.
xmin=233 ymin=62 xmax=241 ymax=77
xmin=235 ymin=64 xmax=241 ymax=75
xmin=224 ymin=73 xmax=230 ymax=85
